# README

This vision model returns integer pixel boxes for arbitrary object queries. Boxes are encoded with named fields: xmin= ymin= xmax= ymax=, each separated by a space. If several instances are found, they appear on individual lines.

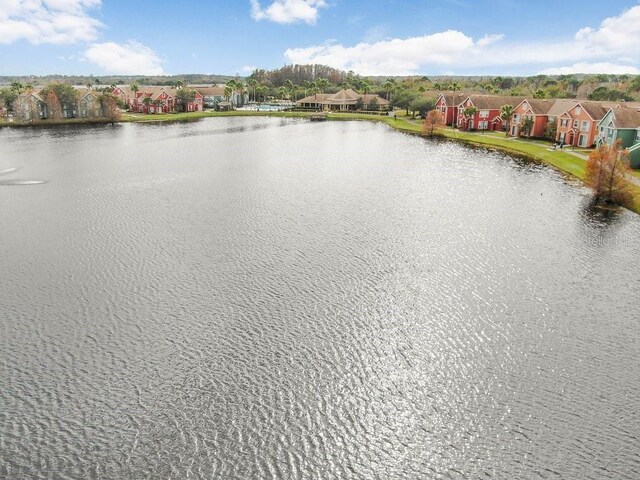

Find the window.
xmin=581 ymin=121 xmax=589 ymax=132
xmin=513 ymin=114 xmax=520 ymax=122
xmin=560 ymin=119 xmax=568 ymax=127
xmin=575 ymin=107 xmax=581 ymax=115
xmin=479 ymin=110 xmax=489 ymax=118
xmin=573 ymin=120 xmax=579 ymax=128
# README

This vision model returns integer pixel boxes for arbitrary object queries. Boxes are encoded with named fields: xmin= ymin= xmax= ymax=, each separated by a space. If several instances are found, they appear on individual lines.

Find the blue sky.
xmin=1 ymin=0 xmax=640 ymax=77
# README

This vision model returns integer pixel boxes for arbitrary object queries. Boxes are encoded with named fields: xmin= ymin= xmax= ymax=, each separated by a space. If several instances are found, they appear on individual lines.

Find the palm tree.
xmin=225 ymin=80 xmax=237 ymax=107
xmin=235 ymin=82 xmax=246 ymax=107
xmin=247 ymin=79 xmax=258 ymax=102
xmin=256 ymin=85 xmax=269 ymax=102
xmin=142 ymin=97 xmax=152 ymax=113
xmin=383 ymin=79 xmax=397 ymax=102
xmin=301 ymin=80 xmax=311 ymax=98
xmin=128 ymin=84 xmax=139 ymax=111
xmin=316 ymin=78 xmax=329 ymax=95
xmin=340 ymin=80 xmax=352 ymax=90
xmin=449 ymin=82 xmax=462 ymax=128
xmin=462 ymin=106 xmax=477 ymax=130
xmin=284 ymin=80 xmax=294 ymax=101
xmin=500 ymin=104 xmax=514 ymax=136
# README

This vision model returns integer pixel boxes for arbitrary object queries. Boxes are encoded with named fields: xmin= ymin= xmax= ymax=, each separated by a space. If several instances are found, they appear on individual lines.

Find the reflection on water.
xmin=1 ymin=118 xmax=639 ymax=480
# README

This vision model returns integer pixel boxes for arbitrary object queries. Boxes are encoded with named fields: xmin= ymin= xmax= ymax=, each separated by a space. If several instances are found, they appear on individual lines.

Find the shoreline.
xmin=3 ymin=110 xmax=640 ymax=215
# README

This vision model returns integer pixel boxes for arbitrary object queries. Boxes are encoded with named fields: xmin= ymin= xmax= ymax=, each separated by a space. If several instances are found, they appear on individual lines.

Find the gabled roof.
xmin=610 ymin=107 xmax=640 ymax=129
xmin=546 ymin=99 xmax=579 ymax=117
xmin=297 ymin=93 xmax=332 ymax=103
xmin=464 ymin=95 xmax=524 ymax=110
xmin=296 ymin=89 xmax=389 ymax=106
xmin=196 ymin=87 xmax=226 ymax=96
xmin=437 ymin=92 xmax=468 ymax=106
xmin=17 ymin=91 xmax=44 ymax=103
xmin=577 ymin=101 xmax=609 ymax=122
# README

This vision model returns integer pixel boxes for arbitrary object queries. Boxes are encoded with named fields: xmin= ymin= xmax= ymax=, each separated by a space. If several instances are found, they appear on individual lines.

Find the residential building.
xmin=195 ymin=86 xmax=236 ymax=109
xmin=435 ymin=92 xmax=466 ymax=126
xmin=456 ymin=95 xmax=523 ymax=131
xmin=555 ymin=101 xmax=609 ymax=147
xmin=296 ymin=89 xmax=390 ymax=111
xmin=596 ymin=107 xmax=640 ymax=167
xmin=15 ymin=92 xmax=47 ymax=121
xmin=509 ymin=99 xmax=576 ymax=138
xmin=78 ymin=90 xmax=102 ymax=118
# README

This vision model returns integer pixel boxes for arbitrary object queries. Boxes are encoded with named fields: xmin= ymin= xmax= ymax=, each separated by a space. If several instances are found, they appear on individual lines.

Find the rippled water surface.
xmin=1 ymin=118 xmax=639 ymax=479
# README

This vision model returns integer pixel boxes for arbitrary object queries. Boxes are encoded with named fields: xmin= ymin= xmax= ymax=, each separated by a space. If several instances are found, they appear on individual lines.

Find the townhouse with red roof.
xmin=456 ymin=95 xmax=523 ymax=132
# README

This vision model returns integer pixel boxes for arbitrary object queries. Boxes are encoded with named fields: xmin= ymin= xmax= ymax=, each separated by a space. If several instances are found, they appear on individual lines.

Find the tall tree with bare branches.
xmin=585 ymin=140 xmax=633 ymax=206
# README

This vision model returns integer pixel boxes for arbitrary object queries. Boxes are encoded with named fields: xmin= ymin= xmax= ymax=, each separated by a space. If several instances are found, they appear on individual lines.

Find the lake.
xmin=1 ymin=117 xmax=639 ymax=479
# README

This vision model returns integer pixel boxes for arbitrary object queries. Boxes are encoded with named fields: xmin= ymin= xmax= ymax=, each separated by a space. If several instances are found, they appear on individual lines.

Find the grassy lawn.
xmin=433 ymin=128 xmax=588 ymax=179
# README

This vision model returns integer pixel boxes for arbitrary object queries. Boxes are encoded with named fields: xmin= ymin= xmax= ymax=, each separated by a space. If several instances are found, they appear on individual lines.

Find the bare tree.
xmin=585 ymin=140 xmax=633 ymax=206
xmin=423 ymin=110 xmax=443 ymax=136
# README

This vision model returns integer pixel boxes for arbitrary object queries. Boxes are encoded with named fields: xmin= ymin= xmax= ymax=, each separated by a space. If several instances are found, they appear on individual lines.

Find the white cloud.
xmin=285 ymin=30 xmax=477 ymax=76
xmin=0 ymin=0 xmax=102 ymax=44
xmin=250 ymin=0 xmax=327 ymax=25
xmin=84 ymin=41 xmax=164 ymax=75
xmin=241 ymin=65 xmax=257 ymax=73
xmin=575 ymin=6 xmax=640 ymax=54
xmin=541 ymin=62 xmax=640 ymax=75
xmin=283 ymin=6 xmax=640 ymax=75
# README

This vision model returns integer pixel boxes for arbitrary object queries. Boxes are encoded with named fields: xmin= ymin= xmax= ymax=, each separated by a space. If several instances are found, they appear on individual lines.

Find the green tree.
xmin=383 ymin=78 xmax=397 ymax=101
xmin=449 ymin=82 xmax=462 ymax=127
xmin=462 ymin=106 xmax=477 ymax=130
xmin=256 ymin=85 xmax=269 ymax=102
xmin=223 ymin=85 xmax=233 ymax=104
xmin=543 ymin=119 xmax=557 ymax=141
xmin=0 ymin=88 xmax=18 ymax=116
xmin=225 ymin=80 xmax=237 ymax=106
xmin=588 ymin=87 xmax=633 ymax=102
xmin=301 ymin=80 xmax=312 ymax=98
xmin=316 ymin=78 xmax=330 ymax=95
xmin=500 ymin=104 xmax=514 ymax=136
xmin=10 ymin=82 xmax=25 ymax=93
xmin=40 ymin=84 xmax=79 ymax=117
xmin=409 ymin=97 xmax=436 ymax=118
xmin=392 ymin=89 xmax=419 ymax=115
xmin=533 ymin=89 xmax=546 ymax=99
xmin=247 ymin=79 xmax=258 ymax=102
xmin=99 ymin=93 xmax=121 ymax=121
xmin=284 ymin=79 xmax=295 ymax=100
xmin=176 ymin=88 xmax=196 ymax=112
xmin=520 ymin=116 xmax=534 ymax=137
xmin=235 ymin=81 xmax=247 ymax=107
